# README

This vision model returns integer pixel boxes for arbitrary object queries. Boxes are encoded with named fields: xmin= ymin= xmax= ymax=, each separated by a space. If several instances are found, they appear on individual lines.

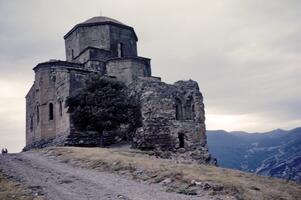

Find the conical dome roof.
xmin=81 ymin=16 xmax=125 ymax=25
xmin=64 ymin=16 xmax=137 ymax=40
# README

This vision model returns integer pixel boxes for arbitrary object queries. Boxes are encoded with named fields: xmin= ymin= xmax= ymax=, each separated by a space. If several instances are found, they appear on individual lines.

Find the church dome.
xmin=64 ymin=16 xmax=135 ymax=39
xmin=81 ymin=16 xmax=125 ymax=25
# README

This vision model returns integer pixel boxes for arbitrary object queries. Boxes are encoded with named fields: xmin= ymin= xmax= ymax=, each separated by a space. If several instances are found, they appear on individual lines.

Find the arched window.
xmin=178 ymin=133 xmax=185 ymax=148
xmin=59 ymin=101 xmax=63 ymax=116
xmin=175 ymin=98 xmax=183 ymax=120
xmin=117 ymin=43 xmax=124 ymax=57
xmin=36 ymin=105 xmax=40 ymax=123
xmin=191 ymin=104 xmax=195 ymax=120
xmin=49 ymin=103 xmax=54 ymax=120
xmin=184 ymin=97 xmax=194 ymax=120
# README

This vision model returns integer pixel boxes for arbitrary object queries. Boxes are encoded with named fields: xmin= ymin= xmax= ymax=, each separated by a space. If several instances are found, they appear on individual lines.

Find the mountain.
xmin=207 ymin=128 xmax=301 ymax=183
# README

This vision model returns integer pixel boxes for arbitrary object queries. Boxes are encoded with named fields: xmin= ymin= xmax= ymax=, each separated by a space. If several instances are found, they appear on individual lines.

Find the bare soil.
xmin=43 ymin=147 xmax=301 ymax=200
xmin=0 ymin=151 xmax=210 ymax=200
xmin=0 ymin=169 xmax=44 ymax=200
xmin=1 ymin=147 xmax=300 ymax=200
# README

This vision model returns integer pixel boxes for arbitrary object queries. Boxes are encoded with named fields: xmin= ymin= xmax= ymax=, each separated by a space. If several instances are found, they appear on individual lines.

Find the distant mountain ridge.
xmin=207 ymin=127 xmax=301 ymax=183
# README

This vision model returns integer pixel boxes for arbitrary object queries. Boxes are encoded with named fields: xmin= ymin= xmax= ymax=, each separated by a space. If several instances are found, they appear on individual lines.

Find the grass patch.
xmin=0 ymin=171 xmax=43 ymax=200
xmin=42 ymin=147 xmax=301 ymax=200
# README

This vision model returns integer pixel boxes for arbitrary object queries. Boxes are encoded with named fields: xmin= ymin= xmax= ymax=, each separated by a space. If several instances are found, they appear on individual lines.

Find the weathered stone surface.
xmin=23 ymin=133 xmax=68 ymax=151
xmin=127 ymin=77 xmax=215 ymax=164
xmin=65 ymin=129 xmax=125 ymax=147
xmin=128 ymin=78 xmax=205 ymax=145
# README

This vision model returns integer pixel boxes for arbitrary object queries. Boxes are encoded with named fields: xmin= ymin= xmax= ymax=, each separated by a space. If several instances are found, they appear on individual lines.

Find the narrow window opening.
xmin=71 ymin=49 xmax=74 ymax=59
xmin=59 ymin=101 xmax=63 ymax=116
xmin=117 ymin=43 xmax=124 ymax=57
xmin=178 ymin=133 xmax=185 ymax=148
xmin=184 ymin=97 xmax=194 ymax=120
xmin=175 ymin=98 xmax=183 ymax=120
xmin=49 ymin=103 xmax=54 ymax=120
xmin=191 ymin=104 xmax=195 ymax=120
xmin=36 ymin=105 xmax=40 ymax=123
xmin=30 ymin=117 xmax=33 ymax=131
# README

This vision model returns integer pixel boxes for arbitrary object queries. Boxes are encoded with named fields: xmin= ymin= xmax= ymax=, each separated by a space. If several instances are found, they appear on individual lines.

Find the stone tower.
xmin=64 ymin=17 xmax=138 ymax=62
xmin=25 ymin=16 xmax=214 ymax=164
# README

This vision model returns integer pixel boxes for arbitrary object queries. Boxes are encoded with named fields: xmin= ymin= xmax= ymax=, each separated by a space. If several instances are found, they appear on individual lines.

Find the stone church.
xmin=25 ymin=16 xmax=214 ymax=164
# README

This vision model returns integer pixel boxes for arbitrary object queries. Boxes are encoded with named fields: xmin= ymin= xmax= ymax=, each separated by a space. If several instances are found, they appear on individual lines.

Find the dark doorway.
xmin=49 ymin=103 xmax=54 ymax=120
xmin=178 ymin=133 xmax=184 ymax=148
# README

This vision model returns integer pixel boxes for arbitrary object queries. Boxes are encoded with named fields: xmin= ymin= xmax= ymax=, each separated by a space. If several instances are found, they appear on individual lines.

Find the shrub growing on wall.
xmin=66 ymin=74 xmax=141 ymax=139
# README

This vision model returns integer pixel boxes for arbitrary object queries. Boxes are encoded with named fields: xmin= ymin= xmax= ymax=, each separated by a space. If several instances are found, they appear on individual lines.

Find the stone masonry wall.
xmin=128 ymin=77 xmax=207 ymax=149
xmin=109 ymin=26 xmax=137 ymax=57
xmin=65 ymin=24 xmax=138 ymax=62
xmin=65 ymin=25 xmax=111 ymax=61
xmin=106 ymin=58 xmax=151 ymax=85
xmin=25 ymin=62 xmax=91 ymax=148
xmin=25 ymin=85 xmax=38 ymax=145
xmin=74 ymin=48 xmax=112 ymax=64
xmin=128 ymin=77 xmax=215 ymax=164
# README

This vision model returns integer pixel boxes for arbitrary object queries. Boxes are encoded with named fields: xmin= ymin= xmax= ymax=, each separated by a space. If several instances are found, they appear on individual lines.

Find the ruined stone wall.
xmin=106 ymin=58 xmax=151 ymax=84
xmin=173 ymin=80 xmax=207 ymax=146
xmin=128 ymin=77 xmax=207 ymax=150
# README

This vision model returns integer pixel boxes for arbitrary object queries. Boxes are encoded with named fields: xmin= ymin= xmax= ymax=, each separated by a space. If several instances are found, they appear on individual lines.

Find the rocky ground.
xmin=0 ymin=170 xmax=43 ymax=200
xmin=0 ymin=147 xmax=300 ymax=200
xmin=0 ymin=151 xmax=213 ymax=200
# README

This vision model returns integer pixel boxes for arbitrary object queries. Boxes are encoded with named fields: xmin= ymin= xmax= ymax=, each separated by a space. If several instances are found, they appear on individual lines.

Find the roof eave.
xmin=63 ymin=22 xmax=138 ymax=41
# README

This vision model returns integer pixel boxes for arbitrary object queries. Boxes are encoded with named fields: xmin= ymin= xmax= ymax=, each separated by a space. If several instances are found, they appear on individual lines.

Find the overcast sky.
xmin=1 ymin=0 xmax=301 ymax=152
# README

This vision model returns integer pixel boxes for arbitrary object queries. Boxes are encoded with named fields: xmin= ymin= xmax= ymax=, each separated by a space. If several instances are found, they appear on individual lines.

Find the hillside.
xmin=207 ymin=127 xmax=301 ymax=183
xmin=1 ymin=147 xmax=300 ymax=200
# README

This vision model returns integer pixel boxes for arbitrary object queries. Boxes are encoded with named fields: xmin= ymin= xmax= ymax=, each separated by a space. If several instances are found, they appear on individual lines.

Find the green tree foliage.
xmin=66 ymin=74 xmax=141 ymax=135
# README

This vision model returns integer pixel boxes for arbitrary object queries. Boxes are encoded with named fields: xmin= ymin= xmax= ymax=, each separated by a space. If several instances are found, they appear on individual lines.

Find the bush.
xmin=66 ymin=74 xmax=141 ymax=138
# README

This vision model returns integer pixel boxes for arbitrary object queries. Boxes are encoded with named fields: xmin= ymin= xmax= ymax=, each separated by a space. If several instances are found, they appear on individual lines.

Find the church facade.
xmin=25 ymin=16 xmax=213 ymax=164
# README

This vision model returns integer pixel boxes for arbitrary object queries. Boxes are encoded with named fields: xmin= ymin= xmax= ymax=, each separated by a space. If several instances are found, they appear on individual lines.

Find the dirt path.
xmin=0 ymin=152 xmax=207 ymax=200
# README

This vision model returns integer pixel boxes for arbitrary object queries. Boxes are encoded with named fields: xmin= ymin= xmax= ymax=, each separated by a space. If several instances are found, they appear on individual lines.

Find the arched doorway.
xmin=178 ymin=133 xmax=184 ymax=148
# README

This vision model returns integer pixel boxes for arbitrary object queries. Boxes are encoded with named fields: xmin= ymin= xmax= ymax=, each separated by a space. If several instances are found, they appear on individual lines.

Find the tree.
xmin=66 ymin=74 xmax=141 ymax=139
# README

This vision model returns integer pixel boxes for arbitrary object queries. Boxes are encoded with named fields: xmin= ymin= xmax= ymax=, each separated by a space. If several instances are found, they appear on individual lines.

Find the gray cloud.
xmin=0 ymin=0 xmax=300 ymax=152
